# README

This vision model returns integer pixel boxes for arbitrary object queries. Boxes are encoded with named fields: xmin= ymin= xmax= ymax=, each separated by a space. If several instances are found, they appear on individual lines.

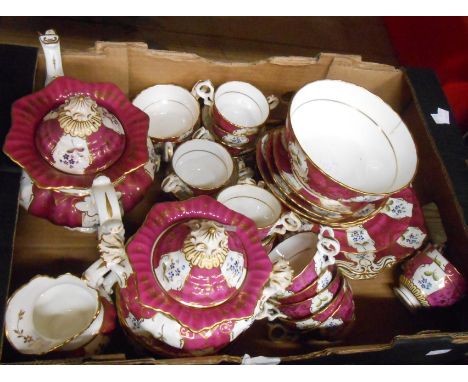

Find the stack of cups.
xmin=269 ymin=227 xmax=355 ymax=332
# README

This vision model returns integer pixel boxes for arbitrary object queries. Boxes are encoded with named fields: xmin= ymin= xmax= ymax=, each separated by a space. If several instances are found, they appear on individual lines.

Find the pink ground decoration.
xmin=123 ymin=195 xmax=272 ymax=332
xmin=4 ymin=76 xmax=149 ymax=189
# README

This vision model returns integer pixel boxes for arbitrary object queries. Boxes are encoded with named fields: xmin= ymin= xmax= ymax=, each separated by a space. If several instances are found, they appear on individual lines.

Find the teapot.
xmin=3 ymin=30 xmax=160 ymax=231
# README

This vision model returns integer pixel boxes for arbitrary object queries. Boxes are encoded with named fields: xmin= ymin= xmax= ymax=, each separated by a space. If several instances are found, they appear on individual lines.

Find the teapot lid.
xmin=35 ymin=94 xmax=126 ymax=175
xmin=4 ymin=77 xmax=149 ymax=190
xmin=152 ymin=219 xmax=247 ymax=308
xmin=123 ymin=196 xmax=272 ymax=332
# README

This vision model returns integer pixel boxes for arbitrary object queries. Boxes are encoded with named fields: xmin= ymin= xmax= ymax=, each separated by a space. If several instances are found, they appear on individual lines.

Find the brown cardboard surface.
xmin=5 ymin=42 xmax=468 ymax=363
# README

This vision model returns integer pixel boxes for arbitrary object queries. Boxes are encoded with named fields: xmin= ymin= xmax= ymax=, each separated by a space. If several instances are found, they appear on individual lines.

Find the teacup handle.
xmin=268 ymin=211 xmax=302 ymax=236
xmin=267 ymin=95 xmax=279 ymax=110
xmin=314 ymin=226 xmax=340 ymax=269
xmin=237 ymin=177 xmax=257 ymax=186
xmin=192 ymin=80 xmax=215 ymax=106
xmin=162 ymin=142 xmax=174 ymax=163
xmin=237 ymin=158 xmax=255 ymax=183
xmin=39 ymin=29 xmax=65 ymax=86
xmin=192 ymin=126 xmax=215 ymax=141
xmin=161 ymin=173 xmax=192 ymax=196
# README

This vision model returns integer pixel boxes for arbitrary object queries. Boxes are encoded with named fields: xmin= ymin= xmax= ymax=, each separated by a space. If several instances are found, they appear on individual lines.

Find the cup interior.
xmin=173 ymin=139 xmax=234 ymax=189
xmin=290 ymin=80 xmax=417 ymax=194
xmin=215 ymin=82 xmax=269 ymax=127
xmin=217 ymin=185 xmax=282 ymax=228
xmin=269 ymin=232 xmax=318 ymax=276
xmin=134 ymin=85 xmax=199 ymax=140
xmin=32 ymin=283 xmax=98 ymax=340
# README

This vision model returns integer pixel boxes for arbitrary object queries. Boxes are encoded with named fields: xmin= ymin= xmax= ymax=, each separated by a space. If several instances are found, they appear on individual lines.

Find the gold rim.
xmin=259 ymin=130 xmax=387 ymax=228
xmin=4 ymin=273 xmax=102 ymax=355
xmin=218 ymin=190 xmax=283 ymax=230
xmin=270 ymin=156 xmax=346 ymax=222
xmin=270 ymin=230 xmax=322 ymax=286
xmin=273 ymin=128 xmax=356 ymax=216
xmin=286 ymin=163 xmax=388 ymax=226
xmin=281 ymin=278 xmax=349 ymax=324
xmin=212 ymin=122 xmax=261 ymax=141
xmin=172 ymin=145 xmax=238 ymax=192
xmin=128 ymin=273 xmax=265 ymax=334
xmin=279 ymin=266 xmax=336 ymax=302
xmin=4 ymin=148 xmax=147 ymax=191
xmin=399 ymin=275 xmax=430 ymax=307
xmin=257 ymin=131 xmax=325 ymax=222
xmin=279 ymin=272 xmax=341 ymax=307
xmin=133 ymin=83 xmax=201 ymax=142
xmin=123 ymin=214 xmax=269 ymax=333
xmin=202 ymin=106 xmax=257 ymax=157
xmin=262 ymin=232 xmax=276 ymax=246
xmin=213 ymin=88 xmax=269 ymax=130
xmin=286 ymin=96 xmax=418 ymax=197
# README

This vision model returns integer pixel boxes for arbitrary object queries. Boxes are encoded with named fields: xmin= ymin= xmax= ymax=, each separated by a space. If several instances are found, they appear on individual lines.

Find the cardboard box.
xmin=1 ymin=42 xmax=468 ymax=364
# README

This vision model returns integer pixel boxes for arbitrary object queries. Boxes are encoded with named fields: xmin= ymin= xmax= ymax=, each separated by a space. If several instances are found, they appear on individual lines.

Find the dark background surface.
xmin=0 ymin=16 xmax=398 ymax=64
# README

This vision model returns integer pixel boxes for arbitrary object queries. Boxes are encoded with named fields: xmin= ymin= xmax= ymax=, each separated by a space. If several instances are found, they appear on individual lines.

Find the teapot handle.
xmin=83 ymin=176 xmax=131 ymax=295
xmin=39 ymin=29 xmax=64 ymax=86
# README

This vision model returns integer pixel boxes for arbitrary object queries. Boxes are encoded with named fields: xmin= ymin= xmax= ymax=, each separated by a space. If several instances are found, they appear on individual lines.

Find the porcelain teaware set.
xmin=2 ymin=30 xmax=466 ymax=357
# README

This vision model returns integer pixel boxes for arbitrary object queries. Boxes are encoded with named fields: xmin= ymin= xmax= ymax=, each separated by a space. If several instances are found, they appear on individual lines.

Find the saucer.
xmin=258 ymin=130 xmax=410 ymax=232
xmin=271 ymin=129 xmax=389 ymax=224
xmin=334 ymin=195 xmax=427 ymax=279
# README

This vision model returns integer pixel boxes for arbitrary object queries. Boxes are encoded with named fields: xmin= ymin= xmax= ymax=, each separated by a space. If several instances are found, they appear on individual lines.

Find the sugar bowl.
xmin=117 ymin=195 xmax=292 ymax=356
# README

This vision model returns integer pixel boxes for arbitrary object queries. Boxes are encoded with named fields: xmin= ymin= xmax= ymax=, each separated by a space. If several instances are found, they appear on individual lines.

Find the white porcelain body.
xmin=39 ymin=29 xmax=64 ymax=86
xmin=216 ymin=184 xmax=302 ymax=239
xmin=133 ymin=84 xmax=200 ymax=142
xmin=162 ymin=139 xmax=236 ymax=196
xmin=214 ymin=81 xmax=271 ymax=127
xmin=5 ymin=274 xmax=102 ymax=355
xmin=289 ymin=80 xmax=417 ymax=195
xmin=193 ymin=80 xmax=278 ymax=130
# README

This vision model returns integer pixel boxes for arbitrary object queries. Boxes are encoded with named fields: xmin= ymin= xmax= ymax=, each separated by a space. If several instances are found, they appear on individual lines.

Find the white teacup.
xmin=5 ymin=274 xmax=104 ymax=355
xmin=192 ymin=80 xmax=278 ymax=134
xmin=133 ymin=84 xmax=200 ymax=161
xmin=162 ymin=139 xmax=236 ymax=198
xmin=217 ymin=184 xmax=302 ymax=241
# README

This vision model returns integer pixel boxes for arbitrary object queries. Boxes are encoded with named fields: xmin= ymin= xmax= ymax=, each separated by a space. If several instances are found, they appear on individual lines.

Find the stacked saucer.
xmin=269 ymin=230 xmax=355 ymax=331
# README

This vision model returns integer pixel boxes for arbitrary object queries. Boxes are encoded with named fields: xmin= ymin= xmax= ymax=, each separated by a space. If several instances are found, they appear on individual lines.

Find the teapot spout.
xmin=39 ymin=29 xmax=65 ymax=86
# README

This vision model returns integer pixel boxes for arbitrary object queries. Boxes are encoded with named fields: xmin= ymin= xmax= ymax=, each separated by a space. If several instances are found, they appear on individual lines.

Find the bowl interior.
xmin=269 ymin=232 xmax=318 ymax=276
xmin=134 ymin=85 xmax=199 ymax=140
xmin=216 ymin=82 xmax=269 ymax=127
xmin=32 ymin=283 xmax=97 ymax=340
xmin=290 ymin=80 xmax=417 ymax=194
xmin=173 ymin=140 xmax=233 ymax=189
xmin=217 ymin=185 xmax=282 ymax=228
